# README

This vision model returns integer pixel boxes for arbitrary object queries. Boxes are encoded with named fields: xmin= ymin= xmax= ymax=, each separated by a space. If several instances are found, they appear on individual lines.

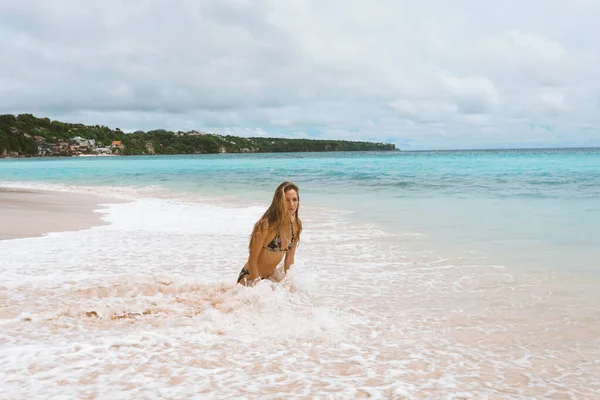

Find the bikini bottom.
xmin=237 ymin=268 xmax=264 ymax=285
xmin=237 ymin=268 xmax=250 ymax=283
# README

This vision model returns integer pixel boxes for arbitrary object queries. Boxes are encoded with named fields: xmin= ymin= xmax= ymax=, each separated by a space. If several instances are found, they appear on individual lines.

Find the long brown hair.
xmin=249 ymin=181 xmax=303 ymax=250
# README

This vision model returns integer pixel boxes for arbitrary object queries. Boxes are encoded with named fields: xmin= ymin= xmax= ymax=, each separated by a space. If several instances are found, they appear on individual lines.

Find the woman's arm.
xmin=247 ymin=229 xmax=267 ymax=280
xmin=284 ymin=234 xmax=299 ymax=273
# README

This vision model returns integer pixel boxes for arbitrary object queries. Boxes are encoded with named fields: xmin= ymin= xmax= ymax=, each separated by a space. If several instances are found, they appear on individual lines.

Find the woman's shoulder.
xmin=254 ymin=218 xmax=274 ymax=235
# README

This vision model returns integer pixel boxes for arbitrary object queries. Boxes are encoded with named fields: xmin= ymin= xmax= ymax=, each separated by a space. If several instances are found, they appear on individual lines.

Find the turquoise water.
xmin=2 ymin=148 xmax=599 ymax=274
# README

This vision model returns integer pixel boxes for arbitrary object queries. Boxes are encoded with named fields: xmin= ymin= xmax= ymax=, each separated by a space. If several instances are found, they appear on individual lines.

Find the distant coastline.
xmin=0 ymin=113 xmax=397 ymax=158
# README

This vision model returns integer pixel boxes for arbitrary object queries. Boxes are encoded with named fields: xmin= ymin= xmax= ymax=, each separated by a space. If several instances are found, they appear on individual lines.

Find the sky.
xmin=1 ymin=0 xmax=599 ymax=150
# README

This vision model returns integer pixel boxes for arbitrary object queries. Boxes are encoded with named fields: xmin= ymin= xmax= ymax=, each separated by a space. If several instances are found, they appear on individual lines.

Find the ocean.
xmin=1 ymin=148 xmax=599 ymax=398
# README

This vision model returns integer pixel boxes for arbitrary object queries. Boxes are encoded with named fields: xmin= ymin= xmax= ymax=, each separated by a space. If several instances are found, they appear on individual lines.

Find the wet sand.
xmin=0 ymin=188 xmax=113 ymax=240
xmin=1 ymin=190 xmax=599 ymax=397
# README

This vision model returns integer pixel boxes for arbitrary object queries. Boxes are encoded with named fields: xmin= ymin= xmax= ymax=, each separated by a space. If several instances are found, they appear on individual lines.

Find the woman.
xmin=237 ymin=181 xmax=303 ymax=286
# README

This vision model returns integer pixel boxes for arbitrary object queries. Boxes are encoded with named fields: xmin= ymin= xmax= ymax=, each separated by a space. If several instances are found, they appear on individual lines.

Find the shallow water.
xmin=2 ymin=148 xmax=599 ymax=274
xmin=1 ymin=188 xmax=599 ymax=398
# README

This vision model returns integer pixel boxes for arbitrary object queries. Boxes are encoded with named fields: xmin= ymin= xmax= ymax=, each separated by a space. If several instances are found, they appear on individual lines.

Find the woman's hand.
xmin=249 ymin=276 xmax=262 ymax=287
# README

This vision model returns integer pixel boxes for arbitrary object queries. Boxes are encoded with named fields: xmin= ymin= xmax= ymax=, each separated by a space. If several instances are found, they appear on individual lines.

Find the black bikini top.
xmin=264 ymin=221 xmax=295 ymax=252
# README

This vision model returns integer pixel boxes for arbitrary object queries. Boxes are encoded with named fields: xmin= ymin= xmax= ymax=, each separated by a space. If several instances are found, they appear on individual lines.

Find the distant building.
xmin=37 ymin=142 xmax=52 ymax=156
xmin=69 ymin=144 xmax=86 ymax=155
xmin=94 ymin=147 xmax=112 ymax=155
xmin=51 ymin=141 xmax=70 ymax=155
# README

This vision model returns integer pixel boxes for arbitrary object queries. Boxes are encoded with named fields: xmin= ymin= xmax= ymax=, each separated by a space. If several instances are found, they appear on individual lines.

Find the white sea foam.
xmin=1 ymin=183 xmax=599 ymax=398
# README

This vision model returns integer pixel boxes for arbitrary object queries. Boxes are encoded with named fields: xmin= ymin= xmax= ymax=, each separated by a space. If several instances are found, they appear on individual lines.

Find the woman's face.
xmin=284 ymin=189 xmax=299 ymax=216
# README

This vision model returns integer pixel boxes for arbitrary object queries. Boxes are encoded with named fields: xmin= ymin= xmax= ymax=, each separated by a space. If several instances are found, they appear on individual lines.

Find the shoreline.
xmin=0 ymin=187 xmax=118 ymax=240
xmin=0 ymin=148 xmax=399 ymax=159
xmin=0 ymin=182 xmax=598 ymax=397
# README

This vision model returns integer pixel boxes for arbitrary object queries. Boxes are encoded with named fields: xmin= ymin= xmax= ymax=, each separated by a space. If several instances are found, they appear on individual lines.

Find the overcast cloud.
xmin=1 ymin=0 xmax=599 ymax=150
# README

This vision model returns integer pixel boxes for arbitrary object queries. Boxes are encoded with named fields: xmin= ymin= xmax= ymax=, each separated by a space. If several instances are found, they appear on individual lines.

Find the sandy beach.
xmin=0 ymin=182 xmax=599 ymax=398
xmin=0 ymin=188 xmax=113 ymax=240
